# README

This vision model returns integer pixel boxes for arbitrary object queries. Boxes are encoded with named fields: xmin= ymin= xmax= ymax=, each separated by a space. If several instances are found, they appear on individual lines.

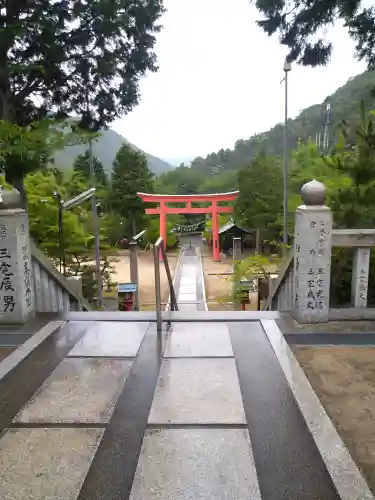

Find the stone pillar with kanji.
xmin=293 ymin=179 xmax=332 ymax=323
xmin=0 ymin=188 xmax=35 ymax=324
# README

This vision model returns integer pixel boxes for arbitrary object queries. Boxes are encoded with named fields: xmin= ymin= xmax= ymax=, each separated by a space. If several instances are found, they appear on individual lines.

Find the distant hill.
xmin=54 ymin=128 xmax=175 ymax=176
xmin=162 ymin=156 xmax=195 ymax=167
xmin=191 ymin=70 xmax=375 ymax=174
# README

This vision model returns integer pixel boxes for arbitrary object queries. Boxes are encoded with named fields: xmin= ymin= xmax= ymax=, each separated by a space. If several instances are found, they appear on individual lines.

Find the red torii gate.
xmin=137 ymin=191 xmax=239 ymax=261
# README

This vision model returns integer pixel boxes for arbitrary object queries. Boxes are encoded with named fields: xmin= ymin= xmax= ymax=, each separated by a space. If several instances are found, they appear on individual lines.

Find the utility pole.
xmin=82 ymin=61 xmax=103 ymax=308
xmin=88 ymin=137 xmax=103 ymax=308
xmin=323 ymin=103 xmax=331 ymax=155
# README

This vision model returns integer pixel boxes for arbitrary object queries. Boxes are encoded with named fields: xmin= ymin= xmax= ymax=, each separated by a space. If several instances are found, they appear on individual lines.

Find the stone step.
xmin=0 ymin=317 xmax=370 ymax=499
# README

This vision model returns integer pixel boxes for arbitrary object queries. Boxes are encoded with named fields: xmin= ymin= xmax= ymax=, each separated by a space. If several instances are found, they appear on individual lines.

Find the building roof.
xmin=218 ymin=221 xmax=251 ymax=235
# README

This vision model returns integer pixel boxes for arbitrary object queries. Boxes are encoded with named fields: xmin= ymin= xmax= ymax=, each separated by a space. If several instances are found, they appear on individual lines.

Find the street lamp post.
xmin=52 ymin=192 xmax=64 ymax=274
xmin=282 ymin=59 xmax=292 ymax=254
xmin=52 ymin=188 xmax=96 ymax=276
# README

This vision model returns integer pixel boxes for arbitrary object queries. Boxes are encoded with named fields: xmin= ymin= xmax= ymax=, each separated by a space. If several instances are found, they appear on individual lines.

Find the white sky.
xmin=112 ymin=0 xmax=367 ymax=160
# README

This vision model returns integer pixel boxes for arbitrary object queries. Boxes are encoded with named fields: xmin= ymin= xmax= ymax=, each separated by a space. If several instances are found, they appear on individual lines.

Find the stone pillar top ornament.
xmin=300 ymin=179 xmax=326 ymax=206
xmin=0 ymin=186 xmax=22 ymax=210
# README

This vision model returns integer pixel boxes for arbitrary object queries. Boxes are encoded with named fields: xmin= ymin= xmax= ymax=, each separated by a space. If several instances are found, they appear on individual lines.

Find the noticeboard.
xmin=117 ymin=282 xmax=137 ymax=311
xmin=117 ymin=283 xmax=137 ymax=293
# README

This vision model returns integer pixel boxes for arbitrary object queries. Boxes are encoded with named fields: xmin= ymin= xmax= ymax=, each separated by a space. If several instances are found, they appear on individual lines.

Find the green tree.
xmin=287 ymin=140 xmax=347 ymax=215
xmin=1 ymin=1 xmax=164 ymax=124
xmin=0 ymin=119 xmax=90 ymax=202
xmin=25 ymin=170 xmax=90 ymax=263
xmin=66 ymin=172 xmax=91 ymax=199
xmin=295 ymin=103 xmax=375 ymax=306
xmin=155 ymin=165 xmax=207 ymax=195
xmin=26 ymin=169 xmax=117 ymax=303
xmin=142 ymin=217 xmax=177 ymax=250
xmin=253 ymin=0 xmax=375 ymax=67
xmin=203 ymin=214 xmax=231 ymax=243
xmin=109 ymin=143 xmax=154 ymax=235
xmin=73 ymin=151 xmax=108 ymax=186
xmin=326 ymin=102 xmax=375 ymax=229
xmin=0 ymin=0 xmax=164 ymax=188
xmin=235 ymin=154 xmax=283 ymax=244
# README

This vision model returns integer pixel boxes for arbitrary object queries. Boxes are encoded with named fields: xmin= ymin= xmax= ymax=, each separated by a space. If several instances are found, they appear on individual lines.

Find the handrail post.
xmin=153 ymin=241 xmax=163 ymax=338
xmin=160 ymin=241 xmax=178 ymax=311
xmin=129 ymin=241 xmax=140 ymax=311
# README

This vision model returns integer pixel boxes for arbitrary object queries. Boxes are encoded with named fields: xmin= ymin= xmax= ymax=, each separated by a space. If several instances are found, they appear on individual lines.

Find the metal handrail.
xmin=153 ymin=237 xmax=179 ymax=335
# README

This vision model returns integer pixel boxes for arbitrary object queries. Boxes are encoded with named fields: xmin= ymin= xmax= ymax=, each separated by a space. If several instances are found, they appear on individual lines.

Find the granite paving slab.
xmin=148 ymin=358 xmax=246 ymax=424
xmin=68 ymin=321 xmax=148 ymax=357
xmin=0 ymin=427 xmax=104 ymax=500
xmin=180 ymin=277 xmax=196 ymax=285
xmin=181 ymin=264 xmax=197 ymax=274
xmin=75 ymin=324 xmax=163 ymax=500
xmin=178 ymin=303 xmax=198 ymax=311
xmin=14 ymin=358 xmax=132 ymax=423
xmin=164 ymin=322 xmax=233 ymax=357
xmin=129 ymin=428 xmax=261 ymax=500
xmin=178 ymin=284 xmax=196 ymax=294
xmin=178 ymin=293 xmax=197 ymax=302
xmin=230 ymin=321 xmax=342 ymax=500
xmin=261 ymin=319 xmax=374 ymax=500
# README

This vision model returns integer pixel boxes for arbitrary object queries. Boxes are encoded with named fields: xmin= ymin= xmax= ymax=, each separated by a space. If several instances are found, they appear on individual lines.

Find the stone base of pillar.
xmin=0 ymin=209 xmax=35 ymax=324
xmin=292 ymin=204 xmax=332 ymax=324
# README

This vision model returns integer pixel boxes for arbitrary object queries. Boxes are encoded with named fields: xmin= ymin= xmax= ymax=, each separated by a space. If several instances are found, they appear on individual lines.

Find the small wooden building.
xmin=218 ymin=220 xmax=251 ymax=255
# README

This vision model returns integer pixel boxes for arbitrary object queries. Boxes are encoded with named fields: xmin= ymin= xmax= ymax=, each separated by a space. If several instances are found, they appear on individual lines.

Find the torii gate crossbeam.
xmin=137 ymin=191 xmax=239 ymax=261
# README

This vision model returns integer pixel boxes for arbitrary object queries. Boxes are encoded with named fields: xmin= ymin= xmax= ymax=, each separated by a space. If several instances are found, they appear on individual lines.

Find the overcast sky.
xmin=112 ymin=0 xmax=366 ymax=161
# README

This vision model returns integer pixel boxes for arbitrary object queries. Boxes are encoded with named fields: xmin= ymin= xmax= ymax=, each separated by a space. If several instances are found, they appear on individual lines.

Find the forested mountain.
xmin=54 ymin=128 xmax=175 ymax=176
xmin=190 ymin=71 xmax=375 ymax=174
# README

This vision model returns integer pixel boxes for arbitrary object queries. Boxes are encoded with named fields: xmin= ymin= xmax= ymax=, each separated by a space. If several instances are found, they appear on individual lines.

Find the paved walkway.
xmin=0 ymin=315 xmax=372 ymax=500
xmin=174 ymin=246 xmax=206 ymax=311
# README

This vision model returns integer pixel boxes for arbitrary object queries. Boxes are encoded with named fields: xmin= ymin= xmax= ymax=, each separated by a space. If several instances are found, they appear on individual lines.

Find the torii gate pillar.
xmin=159 ymin=202 xmax=167 ymax=247
xmin=137 ymin=191 xmax=239 ymax=262
xmin=211 ymin=202 xmax=220 ymax=262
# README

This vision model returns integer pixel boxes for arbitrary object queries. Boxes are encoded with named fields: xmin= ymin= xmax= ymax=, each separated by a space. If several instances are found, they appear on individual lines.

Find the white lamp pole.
xmin=282 ymin=59 xmax=292 ymax=253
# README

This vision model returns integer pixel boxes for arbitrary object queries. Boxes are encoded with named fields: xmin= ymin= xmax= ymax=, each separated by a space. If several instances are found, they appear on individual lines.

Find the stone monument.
xmin=293 ymin=179 xmax=332 ymax=323
xmin=232 ymin=237 xmax=242 ymax=262
xmin=0 ymin=186 xmax=35 ymax=324
xmin=351 ymin=247 xmax=370 ymax=308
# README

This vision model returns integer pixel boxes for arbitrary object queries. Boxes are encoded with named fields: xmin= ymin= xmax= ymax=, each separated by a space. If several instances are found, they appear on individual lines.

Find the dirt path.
xmin=109 ymin=252 xmax=177 ymax=310
xmin=202 ymin=257 xmax=233 ymax=309
xmin=202 ymin=255 xmax=277 ymax=311
xmin=294 ymin=346 xmax=375 ymax=493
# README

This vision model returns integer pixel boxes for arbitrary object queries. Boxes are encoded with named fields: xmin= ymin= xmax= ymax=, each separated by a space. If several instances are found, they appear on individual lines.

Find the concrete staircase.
xmin=0 ymin=241 xmax=372 ymax=499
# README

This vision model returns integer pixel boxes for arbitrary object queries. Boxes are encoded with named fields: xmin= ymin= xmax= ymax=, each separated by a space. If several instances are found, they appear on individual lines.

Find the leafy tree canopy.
xmin=109 ymin=142 xmax=154 ymax=235
xmin=0 ymin=119 xmax=90 ymax=185
xmin=253 ymin=0 xmax=375 ymax=67
xmin=73 ymin=150 xmax=108 ymax=186
xmin=25 ymin=170 xmax=90 ymax=261
xmin=155 ymin=166 xmax=208 ymax=195
xmin=235 ymin=154 xmax=283 ymax=242
xmin=1 ymin=0 xmax=165 ymax=128
xmin=142 ymin=217 xmax=177 ymax=250
xmin=326 ymin=101 xmax=375 ymax=229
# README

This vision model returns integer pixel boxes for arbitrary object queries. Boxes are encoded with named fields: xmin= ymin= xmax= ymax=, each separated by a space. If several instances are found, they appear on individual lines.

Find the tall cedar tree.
xmin=253 ymin=0 xmax=375 ymax=67
xmin=0 ymin=0 xmax=164 ymax=185
xmin=110 ymin=143 xmax=154 ymax=235
xmin=235 ymin=154 xmax=283 ymax=243
xmin=73 ymin=151 xmax=108 ymax=186
xmin=326 ymin=102 xmax=375 ymax=229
